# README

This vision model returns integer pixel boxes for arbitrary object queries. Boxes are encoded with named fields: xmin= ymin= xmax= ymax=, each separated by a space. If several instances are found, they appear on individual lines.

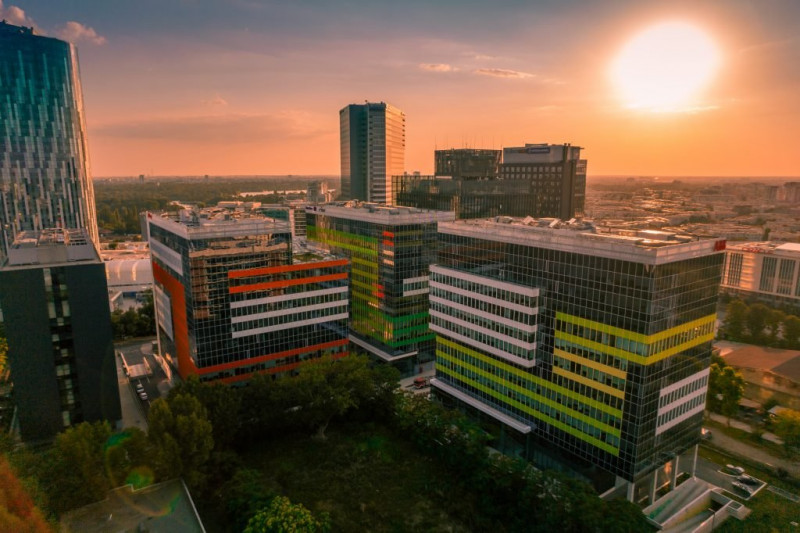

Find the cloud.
xmin=94 ymin=112 xmax=329 ymax=144
xmin=419 ymin=63 xmax=455 ymax=72
xmin=56 ymin=21 xmax=107 ymax=45
xmin=473 ymin=68 xmax=533 ymax=79
xmin=202 ymin=94 xmax=229 ymax=106
xmin=0 ymin=1 xmax=37 ymax=29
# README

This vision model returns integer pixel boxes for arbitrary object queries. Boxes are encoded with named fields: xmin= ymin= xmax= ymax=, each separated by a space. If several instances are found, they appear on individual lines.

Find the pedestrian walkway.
xmin=707 ymin=412 xmax=784 ymax=445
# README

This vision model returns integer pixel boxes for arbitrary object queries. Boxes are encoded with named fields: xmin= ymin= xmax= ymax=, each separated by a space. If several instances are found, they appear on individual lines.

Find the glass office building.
xmin=306 ymin=203 xmax=454 ymax=375
xmin=500 ymin=143 xmax=587 ymax=220
xmin=0 ymin=229 xmax=120 ymax=441
xmin=148 ymin=208 xmax=349 ymax=383
xmin=393 ymin=144 xmax=586 ymax=221
xmin=340 ymin=102 xmax=405 ymax=203
xmin=434 ymin=149 xmax=500 ymax=179
xmin=0 ymin=22 xmax=99 ymax=256
xmin=392 ymin=174 xmax=538 ymax=219
xmin=431 ymin=218 xmax=725 ymax=501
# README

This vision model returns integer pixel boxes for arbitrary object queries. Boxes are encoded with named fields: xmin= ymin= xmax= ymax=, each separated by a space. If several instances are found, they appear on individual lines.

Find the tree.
xmin=275 ymin=355 xmax=376 ymax=440
xmin=169 ymin=375 xmax=241 ymax=450
xmin=148 ymin=394 xmax=214 ymax=488
xmin=766 ymin=308 xmax=786 ymax=345
xmin=722 ymin=299 xmax=748 ymax=340
xmin=38 ymin=421 xmax=114 ymax=514
xmin=243 ymin=496 xmax=330 ymax=533
xmin=0 ymin=455 xmax=52 ymax=533
xmin=783 ymin=315 xmax=800 ymax=349
xmin=707 ymin=364 xmax=745 ymax=425
xmin=746 ymin=303 xmax=770 ymax=342
xmin=222 ymin=468 xmax=276 ymax=531
xmin=773 ymin=409 xmax=800 ymax=454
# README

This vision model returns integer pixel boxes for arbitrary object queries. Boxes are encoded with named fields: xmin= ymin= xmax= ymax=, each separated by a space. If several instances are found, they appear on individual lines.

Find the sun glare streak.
xmin=610 ymin=21 xmax=721 ymax=112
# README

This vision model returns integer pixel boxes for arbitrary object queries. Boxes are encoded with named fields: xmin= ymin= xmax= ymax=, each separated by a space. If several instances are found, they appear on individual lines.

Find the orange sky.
xmin=8 ymin=0 xmax=800 ymax=177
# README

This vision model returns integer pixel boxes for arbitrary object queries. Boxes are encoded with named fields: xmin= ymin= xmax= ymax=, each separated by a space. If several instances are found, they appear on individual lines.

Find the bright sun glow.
xmin=610 ymin=21 xmax=721 ymax=112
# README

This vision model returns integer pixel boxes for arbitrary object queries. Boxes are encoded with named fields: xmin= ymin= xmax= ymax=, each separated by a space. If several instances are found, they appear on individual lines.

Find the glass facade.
xmin=392 ymin=174 xmax=541 ymax=219
xmin=432 ymin=219 xmax=724 ymax=482
xmin=434 ymin=149 xmax=500 ymax=179
xmin=149 ymin=212 xmax=349 ymax=383
xmin=0 ymin=22 xmax=98 ymax=256
xmin=339 ymin=102 xmax=405 ymax=203
xmin=306 ymin=204 xmax=453 ymax=375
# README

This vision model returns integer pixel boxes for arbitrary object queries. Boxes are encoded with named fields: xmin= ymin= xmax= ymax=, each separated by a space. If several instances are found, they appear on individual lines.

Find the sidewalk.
xmin=707 ymin=412 xmax=784 ymax=445
xmin=705 ymin=415 xmax=798 ymax=477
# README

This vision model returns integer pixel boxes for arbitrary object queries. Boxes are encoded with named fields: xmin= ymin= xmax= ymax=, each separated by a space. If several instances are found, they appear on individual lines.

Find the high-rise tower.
xmin=0 ymin=22 xmax=99 ymax=256
xmin=339 ymin=102 xmax=405 ymax=203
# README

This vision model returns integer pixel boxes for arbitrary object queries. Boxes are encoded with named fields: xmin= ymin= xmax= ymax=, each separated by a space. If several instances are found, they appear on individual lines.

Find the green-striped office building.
xmin=432 ymin=217 xmax=725 ymax=501
xmin=306 ymin=203 xmax=454 ymax=375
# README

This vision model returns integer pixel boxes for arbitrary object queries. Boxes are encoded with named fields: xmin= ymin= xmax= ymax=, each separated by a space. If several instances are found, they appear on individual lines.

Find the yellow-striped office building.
xmin=431 ymin=217 xmax=725 ymax=502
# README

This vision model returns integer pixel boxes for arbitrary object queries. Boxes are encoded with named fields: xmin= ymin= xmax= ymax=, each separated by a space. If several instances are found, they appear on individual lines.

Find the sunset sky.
xmin=4 ymin=0 xmax=800 ymax=178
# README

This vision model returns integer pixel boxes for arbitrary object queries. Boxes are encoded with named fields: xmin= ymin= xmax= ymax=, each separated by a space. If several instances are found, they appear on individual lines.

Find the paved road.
xmin=703 ymin=428 xmax=800 ymax=477
xmin=115 ymin=337 xmax=174 ymax=425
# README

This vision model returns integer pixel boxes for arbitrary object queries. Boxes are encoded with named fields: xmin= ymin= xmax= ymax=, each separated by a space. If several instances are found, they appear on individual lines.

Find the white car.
xmin=139 ymin=391 xmax=148 ymax=401
xmin=135 ymin=383 xmax=144 ymax=393
xmin=726 ymin=464 xmax=745 ymax=475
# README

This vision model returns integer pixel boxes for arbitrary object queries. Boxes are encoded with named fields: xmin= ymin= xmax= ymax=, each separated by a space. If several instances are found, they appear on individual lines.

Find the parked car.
xmin=135 ymin=382 xmax=144 ymax=393
xmin=139 ymin=391 xmax=148 ymax=401
xmin=726 ymin=464 xmax=745 ymax=475
xmin=732 ymin=481 xmax=753 ymax=495
xmin=738 ymin=474 xmax=759 ymax=486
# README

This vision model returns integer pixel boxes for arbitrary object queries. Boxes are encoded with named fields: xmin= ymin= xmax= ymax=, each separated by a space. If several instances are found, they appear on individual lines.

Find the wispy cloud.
xmin=0 ymin=1 xmax=37 ymax=29
xmin=56 ymin=21 xmax=107 ymax=45
xmin=94 ymin=112 xmax=329 ymax=143
xmin=473 ymin=68 xmax=532 ymax=79
xmin=202 ymin=94 xmax=229 ymax=106
xmin=419 ymin=63 xmax=455 ymax=73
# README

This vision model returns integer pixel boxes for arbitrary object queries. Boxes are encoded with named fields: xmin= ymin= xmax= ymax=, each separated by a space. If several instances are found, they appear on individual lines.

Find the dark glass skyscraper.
xmin=0 ymin=22 xmax=99 ymax=256
xmin=0 ymin=229 xmax=121 ymax=441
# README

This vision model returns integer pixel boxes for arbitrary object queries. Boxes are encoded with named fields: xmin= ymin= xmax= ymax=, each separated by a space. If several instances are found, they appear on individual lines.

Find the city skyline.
xmin=3 ymin=0 xmax=799 ymax=178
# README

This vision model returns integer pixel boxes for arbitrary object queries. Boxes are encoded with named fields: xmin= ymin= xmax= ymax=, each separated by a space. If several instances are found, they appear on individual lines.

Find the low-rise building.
xmin=721 ymin=241 xmax=800 ymax=311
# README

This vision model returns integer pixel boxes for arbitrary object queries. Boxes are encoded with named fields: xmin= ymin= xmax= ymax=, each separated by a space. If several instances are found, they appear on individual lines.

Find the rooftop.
xmin=440 ymin=217 xmax=724 ymax=265
xmin=60 ymin=480 xmax=205 ymax=533
xmin=726 ymin=241 xmax=800 ymax=255
xmin=3 ymin=228 xmax=99 ymax=267
xmin=305 ymin=202 xmax=455 ymax=224
xmin=147 ymin=207 xmax=292 ymax=240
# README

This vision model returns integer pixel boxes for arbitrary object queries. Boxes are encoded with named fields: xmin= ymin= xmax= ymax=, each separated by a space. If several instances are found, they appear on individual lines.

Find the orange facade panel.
xmin=228 ymin=258 xmax=349 ymax=279
xmin=196 ymin=338 xmax=349 ymax=375
xmin=152 ymin=261 xmax=192 ymax=380
xmin=229 ymin=272 xmax=347 ymax=294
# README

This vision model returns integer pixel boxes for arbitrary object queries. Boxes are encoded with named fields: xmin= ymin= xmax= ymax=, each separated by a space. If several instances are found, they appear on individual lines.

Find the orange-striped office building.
xmin=147 ymin=208 xmax=349 ymax=384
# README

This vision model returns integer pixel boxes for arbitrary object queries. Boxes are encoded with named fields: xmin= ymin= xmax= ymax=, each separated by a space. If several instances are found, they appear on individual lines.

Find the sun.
xmin=610 ymin=21 xmax=721 ymax=112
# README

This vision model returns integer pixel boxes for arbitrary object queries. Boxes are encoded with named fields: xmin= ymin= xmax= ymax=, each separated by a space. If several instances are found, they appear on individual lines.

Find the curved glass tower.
xmin=0 ymin=21 xmax=98 ymax=256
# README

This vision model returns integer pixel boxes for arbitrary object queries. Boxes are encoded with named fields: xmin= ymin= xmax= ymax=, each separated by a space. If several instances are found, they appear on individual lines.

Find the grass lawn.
xmin=230 ymin=423 xmax=471 ymax=532
xmin=698 ymin=445 xmax=800 ymax=532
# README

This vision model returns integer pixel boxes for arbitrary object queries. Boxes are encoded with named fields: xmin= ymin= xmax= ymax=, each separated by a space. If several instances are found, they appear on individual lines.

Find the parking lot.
xmin=115 ymin=338 xmax=174 ymax=427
